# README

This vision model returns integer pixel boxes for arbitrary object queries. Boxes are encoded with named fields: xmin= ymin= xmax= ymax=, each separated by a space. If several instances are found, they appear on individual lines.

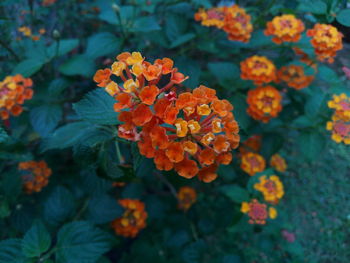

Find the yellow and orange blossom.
xmin=241 ymin=199 xmax=277 ymax=224
xmin=254 ymin=175 xmax=284 ymax=204
xmin=270 ymin=154 xmax=287 ymax=172
xmin=177 ymin=186 xmax=197 ymax=211
xmin=240 ymin=56 xmax=276 ymax=85
xmin=240 ymin=152 xmax=266 ymax=176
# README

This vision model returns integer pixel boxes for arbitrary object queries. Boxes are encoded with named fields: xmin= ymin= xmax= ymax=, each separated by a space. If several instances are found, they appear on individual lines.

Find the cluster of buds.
xmin=0 ymin=75 xmax=33 ymax=120
xmin=307 ymin=24 xmax=343 ymax=63
xmin=254 ymin=175 xmax=284 ymax=204
xmin=327 ymin=93 xmax=350 ymax=144
xmin=18 ymin=161 xmax=52 ymax=194
xmin=241 ymin=199 xmax=277 ymax=224
xmin=264 ymin=14 xmax=305 ymax=44
xmin=177 ymin=186 xmax=197 ymax=211
xmin=277 ymin=65 xmax=314 ymax=90
xmin=269 ymin=154 xmax=287 ymax=173
xmin=194 ymin=4 xmax=253 ymax=43
xmin=94 ymin=52 xmax=240 ymax=182
xmin=111 ymin=199 xmax=147 ymax=238
xmin=246 ymin=86 xmax=282 ymax=123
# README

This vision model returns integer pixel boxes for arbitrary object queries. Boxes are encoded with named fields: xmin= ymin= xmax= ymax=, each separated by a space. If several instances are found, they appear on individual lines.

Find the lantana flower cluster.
xmin=241 ymin=199 xmax=277 ymax=225
xmin=194 ymin=4 xmax=253 ymax=42
xmin=0 ymin=74 xmax=33 ymax=120
xmin=94 ymin=52 xmax=240 ymax=182
xmin=327 ymin=94 xmax=350 ymax=144
xmin=277 ymin=65 xmax=314 ymax=90
xmin=18 ymin=161 xmax=52 ymax=194
xmin=254 ymin=175 xmax=284 ymax=204
xmin=177 ymin=186 xmax=197 ymax=211
xmin=111 ymin=199 xmax=147 ymax=238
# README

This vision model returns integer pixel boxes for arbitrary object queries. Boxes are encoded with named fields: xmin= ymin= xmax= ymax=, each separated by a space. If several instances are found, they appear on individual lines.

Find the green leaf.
xmin=208 ymin=62 xmax=239 ymax=81
xmin=87 ymin=195 xmax=123 ymax=224
xmin=44 ymin=186 xmax=76 ymax=225
xmin=336 ymin=9 xmax=350 ymax=26
xmin=131 ymin=16 xmax=160 ymax=32
xmin=317 ymin=65 xmax=339 ymax=84
xmin=22 ymin=221 xmax=51 ymax=258
xmin=170 ymin=33 xmax=196 ymax=48
xmin=223 ymin=254 xmax=242 ymax=263
xmin=56 ymin=221 xmax=112 ymax=263
xmin=30 ymin=105 xmax=62 ymax=137
xmin=297 ymin=0 xmax=327 ymax=14
xmin=298 ymin=131 xmax=326 ymax=161
xmin=59 ymin=55 xmax=95 ymax=77
xmin=12 ymin=59 xmax=44 ymax=77
xmin=304 ymin=92 xmax=326 ymax=117
xmin=220 ymin=185 xmax=249 ymax=203
xmin=42 ymin=121 xmax=94 ymax=151
xmin=73 ymin=89 xmax=119 ymax=125
xmin=0 ymin=127 xmax=9 ymax=143
xmin=48 ymin=78 xmax=71 ymax=96
xmin=0 ymin=239 xmax=26 ymax=263
xmin=86 ymin=32 xmax=121 ymax=59
xmin=0 ymin=171 xmax=22 ymax=204
xmin=47 ymin=39 xmax=79 ymax=58
xmin=230 ymin=94 xmax=251 ymax=131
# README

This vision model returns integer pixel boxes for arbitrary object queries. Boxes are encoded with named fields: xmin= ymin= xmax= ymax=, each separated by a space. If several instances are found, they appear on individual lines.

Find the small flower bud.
xmin=112 ymin=4 xmax=120 ymax=13
xmin=53 ymin=29 xmax=60 ymax=39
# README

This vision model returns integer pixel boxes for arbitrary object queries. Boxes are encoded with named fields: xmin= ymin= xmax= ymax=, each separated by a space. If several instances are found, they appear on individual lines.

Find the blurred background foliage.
xmin=0 ymin=0 xmax=350 ymax=262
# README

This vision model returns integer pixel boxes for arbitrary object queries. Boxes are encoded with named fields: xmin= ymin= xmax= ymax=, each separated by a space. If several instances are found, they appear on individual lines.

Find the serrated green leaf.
xmin=87 ymin=195 xmax=123 ymax=224
xmin=59 ymin=55 xmax=95 ymax=77
xmin=86 ymin=32 xmax=121 ymax=59
xmin=336 ymin=9 xmax=350 ymax=26
xmin=30 ymin=105 xmax=62 ymax=137
xmin=170 ymin=33 xmax=195 ymax=48
xmin=22 ymin=221 xmax=51 ymax=258
xmin=56 ymin=221 xmax=112 ymax=263
xmin=47 ymin=39 xmax=79 ymax=58
xmin=44 ymin=186 xmax=75 ymax=226
xmin=0 ymin=239 xmax=26 ymax=263
xmin=131 ymin=16 xmax=160 ymax=32
xmin=297 ymin=0 xmax=327 ymax=14
xmin=48 ymin=78 xmax=71 ymax=96
xmin=73 ymin=89 xmax=119 ymax=125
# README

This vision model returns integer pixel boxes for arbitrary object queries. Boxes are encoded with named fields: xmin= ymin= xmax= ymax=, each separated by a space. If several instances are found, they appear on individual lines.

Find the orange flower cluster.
xmin=277 ymin=65 xmax=314 ymax=90
xmin=269 ymin=154 xmax=287 ymax=172
xmin=327 ymin=93 xmax=350 ymax=144
xmin=241 ymin=199 xmax=277 ymax=224
xmin=240 ymin=152 xmax=266 ymax=176
xmin=111 ymin=199 xmax=147 ymax=238
xmin=0 ymin=75 xmax=33 ymax=120
xmin=94 ymin=52 xmax=240 ymax=182
xmin=264 ymin=14 xmax=304 ymax=44
xmin=307 ymin=24 xmax=343 ymax=63
xmin=240 ymin=56 xmax=276 ymax=85
xmin=177 ymin=186 xmax=197 ymax=211
xmin=254 ymin=175 xmax=284 ymax=204
xmin=246 ymin=86 xmax=282 ymax=123
xmin=194 ymin=4 xmax=253 ymax=42
xmin=239 ymin=135 xmax=261 ymax=155
xmin=18 ymin=27 xmax=45 ymax=41
xmin=18 ymin=161 xmax=52 ymax=194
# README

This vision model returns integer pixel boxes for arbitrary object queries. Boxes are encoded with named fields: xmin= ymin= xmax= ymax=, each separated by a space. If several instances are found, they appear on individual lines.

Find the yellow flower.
xmin=123 ymin=79 xmax=139 ymax=93
xmin=175 ymin=119 xmax=188 ymax=137
xmin=187 ymin=120 xmax=201 ymax=134
xmin=111 ymin=61 xmax=126 ymax=76
xmin=268 ymin=207 xmax=277 ymax=219
xmin=126 ymin=52 xmax=144 ymax=65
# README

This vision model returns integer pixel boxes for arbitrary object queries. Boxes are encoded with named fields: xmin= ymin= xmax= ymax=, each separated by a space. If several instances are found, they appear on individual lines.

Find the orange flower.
xmin=326 ymin=115 xmax=350 ymax=144
xmin=247 ymin=86 xmax=282 ymax=123
xmin=177 ymin=186 xmax=197 ymax=211
xmin=150 ymin=125 xmax=170 ymax=149
xmin=111 ymin=199 xmax=147 ymax=238
xmin=241 ymin=152 xmax=266 ymax=176
xmin=139 ymin=85 xmax=159 ymax=105
xmin=142 ymin=63 xmax=162 ymax=81
xmin=154 ymin=150 xmax=173 ymax=171
xmin=240 ymin=56 xmax=276 ymax=85
xmin=113 ymin=93 xmax=133 ymax=112
xmin=166 ymin=142 xmax=184 ymax=163
xmin=264 ymin=14 xmax=304 ymax=44
xmin=174 ymin=158 xmax=199 ymax=179
xmin=254 ymin=175 xmax=284 ymax=204
xmin=171 ymin=68 xmax=189 ymax=84
xmin=0 ymin=75 xmax=33 ymax=120
xmin=216 ymin=152 xmax=232 ymax=165
xmin=198 ymin=148 xmax=216 ymax=165
xmin=277 ymin=65 xmax=314 ymax=90
xmin=154 ymin=58 xmax=174 ymax=74
xmin=239 ymin=135 xmax=262 ymax=155
xmin=307 ymin=24 xmax=343 ymax=63
xmin=194 ymin=7 xmax=225 ymax=28
xmin=241 ymin=199 xmax=277 ymax=224
xmin=18 ymin=160 xmax=52 ymax=194
xmin=270 ymin=154 xmax=287 ymax=172
xmin=93 ymin=68 xmax=111 ymax=87
xmin=198 ymin=164 xmax=218 ymax=183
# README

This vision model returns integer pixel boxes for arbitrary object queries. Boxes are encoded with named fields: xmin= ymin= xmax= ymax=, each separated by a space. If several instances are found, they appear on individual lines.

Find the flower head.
xmin=270 ymin=154 xmax=287 ymax=172
xmin=326 ymin=116 xmax=350 ymax=144
xmin=111 ymin=199 xmax=147 ymax=238
xmin=277 ymin=65 xmax=314 ymax=90
xmin=18 ymin=161 xmax=52 ymax=194
xmin=264 ymin=14 xmax=304 ymax=44
xmin=177 ymin=186 xmax=197 ymax=211
xmin=240 ymin=56 xmax=276 ymax=85
xmin=239 ymin=135 xmax=262 ymax=155
xmin=247 ymin=86 xmax=282 ymax=123
xmin=241 ymin=199 xmax=277 ymax=224
xmin=307 ymin=24 xmax=343 ymax=63
xmin=241 ymin=152 xmax=266 ymax=176
xmin=327 ymin=93 xmax=350 ymax=120
xmin=254 ymin=175 xmax=284 ymax=204
xmin=0 ymin=75 xmax=33 ymax=120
